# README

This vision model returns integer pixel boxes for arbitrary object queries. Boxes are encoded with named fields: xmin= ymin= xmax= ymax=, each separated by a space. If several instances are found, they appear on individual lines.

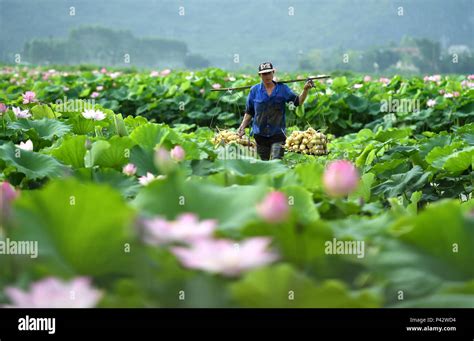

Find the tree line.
xmin=22 ymin=26 xmax=210 ymax=69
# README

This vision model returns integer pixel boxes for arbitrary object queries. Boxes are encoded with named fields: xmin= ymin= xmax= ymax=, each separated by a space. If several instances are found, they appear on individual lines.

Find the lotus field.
xmin=0 ymin=66 xmax=473 ymax=308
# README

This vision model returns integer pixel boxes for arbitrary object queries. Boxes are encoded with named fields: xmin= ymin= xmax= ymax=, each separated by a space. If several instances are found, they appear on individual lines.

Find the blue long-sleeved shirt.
xmin=245 ymin=80 xmax=300 ymax=137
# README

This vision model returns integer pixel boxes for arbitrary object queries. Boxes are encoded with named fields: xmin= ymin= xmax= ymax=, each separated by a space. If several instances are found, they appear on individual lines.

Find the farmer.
xmin=237 ymin=61 xmax=314 ymax=160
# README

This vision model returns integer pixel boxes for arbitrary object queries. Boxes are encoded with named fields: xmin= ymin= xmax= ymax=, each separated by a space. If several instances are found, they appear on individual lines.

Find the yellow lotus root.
xmin=212 ymin=129 xmax=256 ymax=148
xmin=284 ymin=128 xmax=329 ymax=156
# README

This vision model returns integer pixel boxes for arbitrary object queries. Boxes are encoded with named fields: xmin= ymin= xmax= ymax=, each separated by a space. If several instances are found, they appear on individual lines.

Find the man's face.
xmin=260 ymin=71 xmax=274 ymax=84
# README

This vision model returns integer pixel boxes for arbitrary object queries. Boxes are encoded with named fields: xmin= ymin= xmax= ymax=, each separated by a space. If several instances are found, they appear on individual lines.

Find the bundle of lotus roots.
xmin=284 ymin=128 xmax=328 ymax=155
xmin=212 ymin=129 xmax=256 ymax=148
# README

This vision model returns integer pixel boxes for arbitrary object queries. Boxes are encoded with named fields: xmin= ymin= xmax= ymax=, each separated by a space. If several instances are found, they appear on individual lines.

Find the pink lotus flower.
xmin=90 ymin=92 xmax=100 ymax=98
xmin=12 ymin=107 xmax=31 ymax=119
xmin=16 ymin=139 xmax=33 ymax=151
xmin=439 ymin=89 xmax=445 ymax=95
xmin=122 ymin=163 xmax=137 ymax=176
xmin=461 ymin=80 xmax=474 ymax=88
xmin=96 ymin=85 xmax=104 ymax=91
xmin=323 ymin=160 xmax=359 ymax=197
xmin=212 ymin=83 xmax=222 ymax=89
xmin=171 ymin=237 xmax=278 ymax=277
xmin=1 ymin=181 xmax=18 ymax=220
xmin=150 ymin=70 xmax=160 ymax=77
xmin=170 ymin=145 xmax=185 ymax=161
xmin=427 ymin=99 xmax=437 ymax=107
xmin=444 ymin=93 xmax=454 ymax=98
xmin=379 ymin=77 xmax=390 ymax=85
xmin=100 ymin=67 xmax=107 ymax=74
xmin=0 ymin=103 xmax=7 ymax=113
xmin=160 ymin=69 xmax=171 ymax=76
xmin=82 ymin=109 xmax=105 ymax=121
xmin=22 ymin=91 xmax=36 ymax=104
xmin=4 ymin=277 xmax=102 ymax=308
xmin=109 ymin=72 xmax=121 ymax=79
xmin=1 ymin=181 xmax=18 ymax=202
xmin=138 ymin=172 xmax=157 ymax=186
xmin=142 ymin=213 xmax=217 ymax=245
xmin=353 ymin=83 xmax=363 ymax=89
xmin=256 ymin=191 xmax=289 ymax=223
xmin=154 ymin=147 xmax=175 ymax=173
xmin=155 ymin=147 xmax=170 ymax=161
xmin=363 ymin=75 xmax=372 ymax=82
xmin=453 ymin=91 xmax=460 ymax=97
xmin=467 ymin=75 xmax=474 ymax=80
xmin=200 ymin=88 xmax=205 ymax=94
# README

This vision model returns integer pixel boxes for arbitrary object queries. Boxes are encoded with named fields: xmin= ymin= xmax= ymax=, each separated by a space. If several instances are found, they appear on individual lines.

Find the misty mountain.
xmin=0 ymin=0 xmax=473 ymax=71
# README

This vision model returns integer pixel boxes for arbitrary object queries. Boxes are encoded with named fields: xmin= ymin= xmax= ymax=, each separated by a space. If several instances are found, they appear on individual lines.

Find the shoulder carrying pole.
xmin=210 ymin=75 xmax=331 ymax=92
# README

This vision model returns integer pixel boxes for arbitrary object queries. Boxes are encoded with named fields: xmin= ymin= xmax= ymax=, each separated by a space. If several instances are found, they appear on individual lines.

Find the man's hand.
xmin=299 ymin=79 xmax=315 ymax=105
xmin=237 ymin=126 xmax=245 ymax=137
xmin=238 ymin=113 xmax=253 ymax=137
xmin=304 ymin=79 xmax=315 ymax=91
